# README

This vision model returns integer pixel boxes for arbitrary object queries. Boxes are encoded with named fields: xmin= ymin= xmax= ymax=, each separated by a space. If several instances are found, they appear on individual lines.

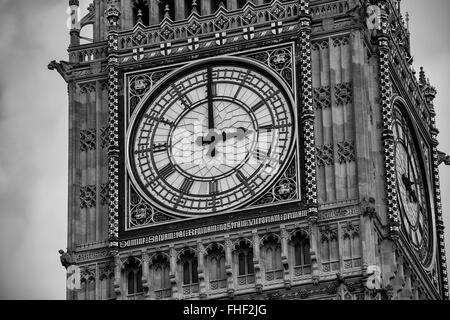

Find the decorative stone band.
xmin=119 ymin=209 xmax=309 ymax=249
xmin=378 ymin=1 xmax=399 ymax=239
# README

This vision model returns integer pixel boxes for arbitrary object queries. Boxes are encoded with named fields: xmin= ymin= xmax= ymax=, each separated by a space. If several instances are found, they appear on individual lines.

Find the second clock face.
xmin=393 ymin=108 xmax=432 ymax=264
xmin=128 ymin=59 xmax=295 ymax=216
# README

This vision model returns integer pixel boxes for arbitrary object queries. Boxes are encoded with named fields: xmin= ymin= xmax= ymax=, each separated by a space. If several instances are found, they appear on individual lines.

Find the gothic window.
xmin=125 ymin=257 xmax=143 ymax=296
xmin=206 ymin=243 xmax=227 ymax=291
xmin=290 ymin=231 xmax=312 ymax=277
xmin=179 ymin=249 xmax=199 ymax=297
xmin=159 ymin=0 xmax=176 ymax=21
xmin=320 ymin=226 xmax=340 ymax=273
xmin=99 ymin=266 xmax=114 ymax=300
xmin=342 ymin=222 xmax=362 ymax=269
xmin=262 ymin=235 xmax=283 ymax=282
xmin=151 ymin=254 xmax=171 ymax=299
xmin=132 ymin=0 xmax=150 ymax=26
xmin=79 ymin=271 xmax=95 ymax=300
xmin=234 ymin=240 xmax=255 ymax=286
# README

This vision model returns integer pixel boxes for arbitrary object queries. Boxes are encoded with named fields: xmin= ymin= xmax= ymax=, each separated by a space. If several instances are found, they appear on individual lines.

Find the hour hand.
xmin=223 ymin=127 xmax=253 ymax=142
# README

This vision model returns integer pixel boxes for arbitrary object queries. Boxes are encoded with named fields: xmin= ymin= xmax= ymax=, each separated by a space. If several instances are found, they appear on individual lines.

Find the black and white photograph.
xmin=0 ymin=0 xmax=449 ymax=306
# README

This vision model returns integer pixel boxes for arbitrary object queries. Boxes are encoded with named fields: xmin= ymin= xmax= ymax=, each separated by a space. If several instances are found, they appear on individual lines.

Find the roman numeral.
xmin=180 ymin=179 xmax=194 ymax=194
xmin=209 ymin=180 xmax=219 ymax=195
xmin=251 ymin=100 xmax=265 ymax=112
xmin=259 ymin=123 xmax=292 ymax=132
xmin=152 ymin=143 xmax=168 ymax=153
xmin=134 ymin=143 xmax=168 ymax=155
xmin=159 ymin=163 xmax=176 ymax=180
xmin=144 ymin=114 xmax=174 ymax=126
xmin=236 ymin=170 xmax=256 ymax=196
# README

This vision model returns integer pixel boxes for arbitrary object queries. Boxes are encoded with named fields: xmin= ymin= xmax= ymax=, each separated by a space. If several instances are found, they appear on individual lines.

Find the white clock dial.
xmin=128 ymin=59 xmax=295 ymax=216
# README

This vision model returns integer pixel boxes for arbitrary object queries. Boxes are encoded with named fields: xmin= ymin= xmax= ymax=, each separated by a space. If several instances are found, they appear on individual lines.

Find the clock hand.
xmin=223 ymin=127 xmax=253 ymax=142
xmin=196 ymin=128 xmax=253 ymax=157
xmin=206 ymin=66 xmax=216 ymax=157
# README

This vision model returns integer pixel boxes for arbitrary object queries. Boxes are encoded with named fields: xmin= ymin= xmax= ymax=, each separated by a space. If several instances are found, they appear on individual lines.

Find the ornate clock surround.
xmin=120 ymin=42 xmax=307 ymax=237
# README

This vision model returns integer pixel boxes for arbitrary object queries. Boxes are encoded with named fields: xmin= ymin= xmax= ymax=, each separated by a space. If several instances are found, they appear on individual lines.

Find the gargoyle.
xmin=437 ymin=151 xmax=450 ymax=166
xmin=48 ymin=60 xmax=73 ymax=83
xmin=59 ymin=249 xmax=74 ymax=269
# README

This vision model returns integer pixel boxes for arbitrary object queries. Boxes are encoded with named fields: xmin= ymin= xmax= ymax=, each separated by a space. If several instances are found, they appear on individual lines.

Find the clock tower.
xmin=50 ymin=0 xmax=448 ymax=300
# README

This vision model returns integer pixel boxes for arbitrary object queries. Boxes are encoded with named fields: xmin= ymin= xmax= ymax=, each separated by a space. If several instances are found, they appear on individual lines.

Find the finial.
xmin=405 ymin=12 xmax=410 ymax=33
xmin=396 ymin=0 xmax=401 ymax=13
xmin=192 ymin=0 xmax=198 ymax=14
xmin=219 ymin=1 xmax=225 ymax=8
xmin=419 ymin=67 xmax=426 ymax=87
xmin=137 ymin=9 xmax=143 ymax=23
xmin=164 ymin=4 xmax=170 ymax=19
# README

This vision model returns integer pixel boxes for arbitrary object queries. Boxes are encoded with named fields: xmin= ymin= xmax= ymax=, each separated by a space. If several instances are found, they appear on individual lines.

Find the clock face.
xmin=393 ymin=108 xmax=432 ymax=264
xmin=128 ymin=59 xmax=295 ymax=217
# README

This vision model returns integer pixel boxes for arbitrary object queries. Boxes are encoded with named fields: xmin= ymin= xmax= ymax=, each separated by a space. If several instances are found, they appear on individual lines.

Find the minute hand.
xmin=207 ymin=66 xmax=215 ymax=130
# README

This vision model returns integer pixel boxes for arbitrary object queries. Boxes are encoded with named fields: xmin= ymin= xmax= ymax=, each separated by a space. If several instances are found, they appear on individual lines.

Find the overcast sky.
xmin=0 ymin=0 xmax=449 ymax=300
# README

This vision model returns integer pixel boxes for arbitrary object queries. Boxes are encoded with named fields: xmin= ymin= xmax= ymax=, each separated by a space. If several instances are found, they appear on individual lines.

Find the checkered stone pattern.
xmin=335 ymin=82 xmax=353 ymax=106
xmin=107 ymin=31 xmax=120 ymax=249
xmin=316 ymin=144 xmax=334 ymax=167
xmin=80 ymin=185 xmax=96 ymax=209
xmin=298 ymin=9 xmax=318 ymax=208
xmin=80 ymin=129 xmax=96 ymax=152
xmin=313 ymin=86 xmax=331 ymax=110
xmin=429 ymin=117 xmax=449 ymax=299
xmin=337 ymin=141 xmax=355 ymax=164
xmin=378 ymin=1 xmax=399 ymax=238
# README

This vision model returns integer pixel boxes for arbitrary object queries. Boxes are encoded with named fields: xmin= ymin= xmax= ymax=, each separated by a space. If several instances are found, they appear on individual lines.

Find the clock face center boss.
xmin=127 ymin=58 xmax=296 ymax=217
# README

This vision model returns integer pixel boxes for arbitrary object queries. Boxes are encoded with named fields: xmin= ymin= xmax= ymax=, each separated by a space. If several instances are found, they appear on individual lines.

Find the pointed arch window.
xmin=262 ymin=235 xmax=283 ymax=281
xmin=320 ymin=226 xmax=340 ymax=273
xmin=234 ymin=240 xmax=255 ymax=286
xmin=125 ymin=257 xmax=143 ymax=298
xmin=179 ymin=249 xmax=199 ymax=295
xmin=342 ymin=222 xmax=362 ymax=269
xmin=206 ymin=243 xmax=227 ymax=291
xmin=151 ymin=254 xmax=172 ymax=299
xmin=290 ymin=231 xmax=312 ymax=277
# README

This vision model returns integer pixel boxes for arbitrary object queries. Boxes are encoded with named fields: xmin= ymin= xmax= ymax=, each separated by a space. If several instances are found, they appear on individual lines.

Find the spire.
xmin=405 ymin=12 xmax=410 ymax=34
xmin=192 ymin=0 xmax=198 ymax=14
xmin=419 ymin=67 xmax=426 ymax=88
xmin=137 ymin=9 xmax=143 ymax=24
xmin=164 ymin=4 xmax=170 ymax=19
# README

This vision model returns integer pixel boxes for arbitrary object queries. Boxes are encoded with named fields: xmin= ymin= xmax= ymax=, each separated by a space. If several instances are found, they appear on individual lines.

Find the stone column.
xmin=309 ymin=218 xmax=320 ymax=284
xmin=113 ymin=254 xmax=123 ymax=300
xmin=121 ymin=0 xmax=133 ymax=29
xmin=149 ymin=0 xmax=160 ymax=25
xmin=142 ymin=252 xmax=150 ymax=299
xmin=280 ymin=227 xmax=291 ymax=288
xmin=252 ymin=231 xmax=263 ymax=292
xmin=224 ymin=237 xmax=235 ymax=297
xmin=197 ymin=242 xmax=207 ymax=298
xmin=227 ymin=0 xmax=238 ymax=10
xmin=95 ymin=263 xmax=100 ymax=300
xmin=202 ymin=0 xmax=212 ymax=15
xmin=169 ymin=246 xmax=179 ymax=299
xmin=175 ymin=0 xmax=185 ymax=20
